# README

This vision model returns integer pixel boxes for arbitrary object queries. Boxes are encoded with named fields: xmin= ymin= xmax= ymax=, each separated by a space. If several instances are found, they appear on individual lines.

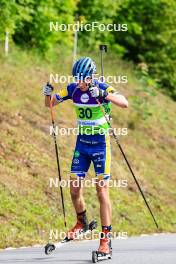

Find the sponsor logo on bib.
xmin=80 ymin=93 xmax=89 ymax=103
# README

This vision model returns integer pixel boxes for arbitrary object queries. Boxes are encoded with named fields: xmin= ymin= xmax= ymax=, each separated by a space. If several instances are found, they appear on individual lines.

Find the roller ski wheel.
xmin=92 ymin=250 xmax=112 ymax=263
xmin=44 ymin=243 xmax=56 ymax=255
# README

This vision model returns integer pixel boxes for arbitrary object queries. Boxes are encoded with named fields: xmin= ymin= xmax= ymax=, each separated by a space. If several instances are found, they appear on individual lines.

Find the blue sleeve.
xmin=93 ymin=79 xmax=116 ymax=93
xmin=93 ymin=79 xmax=109 ymax=90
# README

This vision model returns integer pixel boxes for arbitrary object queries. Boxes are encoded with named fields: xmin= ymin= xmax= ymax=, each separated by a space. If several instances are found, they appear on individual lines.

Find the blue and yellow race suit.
xmin=55 ymin=80 xmax=116 ymax=180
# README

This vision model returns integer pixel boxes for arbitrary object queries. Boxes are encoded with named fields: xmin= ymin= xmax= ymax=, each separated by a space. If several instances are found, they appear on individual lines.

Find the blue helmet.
xmin=72 ymin=57 xmax=96 ymax=80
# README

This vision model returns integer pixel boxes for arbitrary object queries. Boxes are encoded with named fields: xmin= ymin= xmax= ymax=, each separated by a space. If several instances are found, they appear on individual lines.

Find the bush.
xmin=112 ymin=0 xmax=176 ymax=99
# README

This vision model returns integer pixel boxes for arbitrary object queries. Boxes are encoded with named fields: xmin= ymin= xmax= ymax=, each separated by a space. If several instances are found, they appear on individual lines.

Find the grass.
xmin=0 ymin=45 xmax=175 ymax=248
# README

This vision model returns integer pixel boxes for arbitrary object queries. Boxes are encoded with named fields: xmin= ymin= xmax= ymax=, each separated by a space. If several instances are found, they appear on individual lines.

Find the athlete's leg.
xmin=70 ymin=176 xmax=85 ymax=214
xmin=66 ymin=176 xmax=90 ymax=239
xmin=70 ymin=141 xmax=90 ymax=214
xmin=91 ymin=135 xmax=112 ymax=254
xmin=92 ymin=135 xmax=112 ymax=225
xmin=69 ymin=138 xmax=91 ymax=236
xmin=96 ymin=180 xmax=111 ymax=226
xmin=66 ymin=178 xmax=88 ymax=240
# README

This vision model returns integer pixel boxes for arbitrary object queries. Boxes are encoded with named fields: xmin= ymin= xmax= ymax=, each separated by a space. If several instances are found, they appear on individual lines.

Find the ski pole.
xmin=97 ymin=45 xmax=159 ymax=229
xmin=48 ymin=89 xmax=67 ymax=227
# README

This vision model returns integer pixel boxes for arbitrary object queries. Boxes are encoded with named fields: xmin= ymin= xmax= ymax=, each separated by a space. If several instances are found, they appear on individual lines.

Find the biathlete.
xmin=43 ymin=57 xmax=128 ymax=258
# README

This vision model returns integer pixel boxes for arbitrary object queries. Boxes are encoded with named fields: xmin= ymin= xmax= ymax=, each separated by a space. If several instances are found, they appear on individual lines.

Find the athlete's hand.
xmin=43 ymin=82 xmax=54 ymax=96
xmin=89 ymin=86 xmax=108 ymax=99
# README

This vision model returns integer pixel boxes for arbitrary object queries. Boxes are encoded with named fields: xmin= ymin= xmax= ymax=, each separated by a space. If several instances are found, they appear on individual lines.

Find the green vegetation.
xmin=0 ymin=0 xmax=176 ymax=98
xmin=0 ymin=47 xmax=175 ymax=248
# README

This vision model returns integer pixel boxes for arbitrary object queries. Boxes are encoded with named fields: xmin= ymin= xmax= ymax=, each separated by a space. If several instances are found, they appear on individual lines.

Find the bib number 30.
xmin=78 ymin=108 xmax=92 ymax=119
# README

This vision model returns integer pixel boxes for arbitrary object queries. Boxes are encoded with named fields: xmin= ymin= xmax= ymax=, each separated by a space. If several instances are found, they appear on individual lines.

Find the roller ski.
xmin=92 ymin=226 xmax=112 ymax=263
xmin=45 ymin=219 xmax=97 ymax=255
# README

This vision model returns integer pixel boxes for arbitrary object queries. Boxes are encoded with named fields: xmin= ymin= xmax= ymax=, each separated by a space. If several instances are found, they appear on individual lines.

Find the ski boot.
xmin=44 ymin=219 xmax=97 ymax=255
xmin=92 ymin=225 xmax=112 ymax=263
xmin=63 ymin=220 xmax=88 ymax=242
xmin=45 ymin=210 xmax=97 ymax=255
xmin=63 ymin=210 xmax=90 ymax=242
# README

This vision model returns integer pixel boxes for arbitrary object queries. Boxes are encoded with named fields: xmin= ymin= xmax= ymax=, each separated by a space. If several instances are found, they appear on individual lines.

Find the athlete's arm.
xmin=44 ymin=95 xmax=59 ymax=107
xmin=89 ymin=84 xmax=128 ymax=108
xmin=105 ymin=93 xmax=128 ymax=108
xmin=105 ymin=86 xmax=128 ymax=108
xmin=43 ymin=83 xmax=70 ymax=108
xmin=43 ymin=83 xmax=58 ymax=107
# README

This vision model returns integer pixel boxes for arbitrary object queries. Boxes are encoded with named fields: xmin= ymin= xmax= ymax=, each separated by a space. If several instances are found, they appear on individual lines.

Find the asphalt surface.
xmin=0 ymin=234 xmax=176 ymax=264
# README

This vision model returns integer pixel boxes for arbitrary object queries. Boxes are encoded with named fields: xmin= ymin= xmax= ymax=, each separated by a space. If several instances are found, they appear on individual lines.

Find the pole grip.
xmin=99 ymin=44 xmax=108 ymax=52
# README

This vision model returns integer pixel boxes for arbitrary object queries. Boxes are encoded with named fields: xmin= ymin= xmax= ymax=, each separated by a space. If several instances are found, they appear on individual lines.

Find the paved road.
xmin=0 ymin=234 xmax=176 ymax=264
